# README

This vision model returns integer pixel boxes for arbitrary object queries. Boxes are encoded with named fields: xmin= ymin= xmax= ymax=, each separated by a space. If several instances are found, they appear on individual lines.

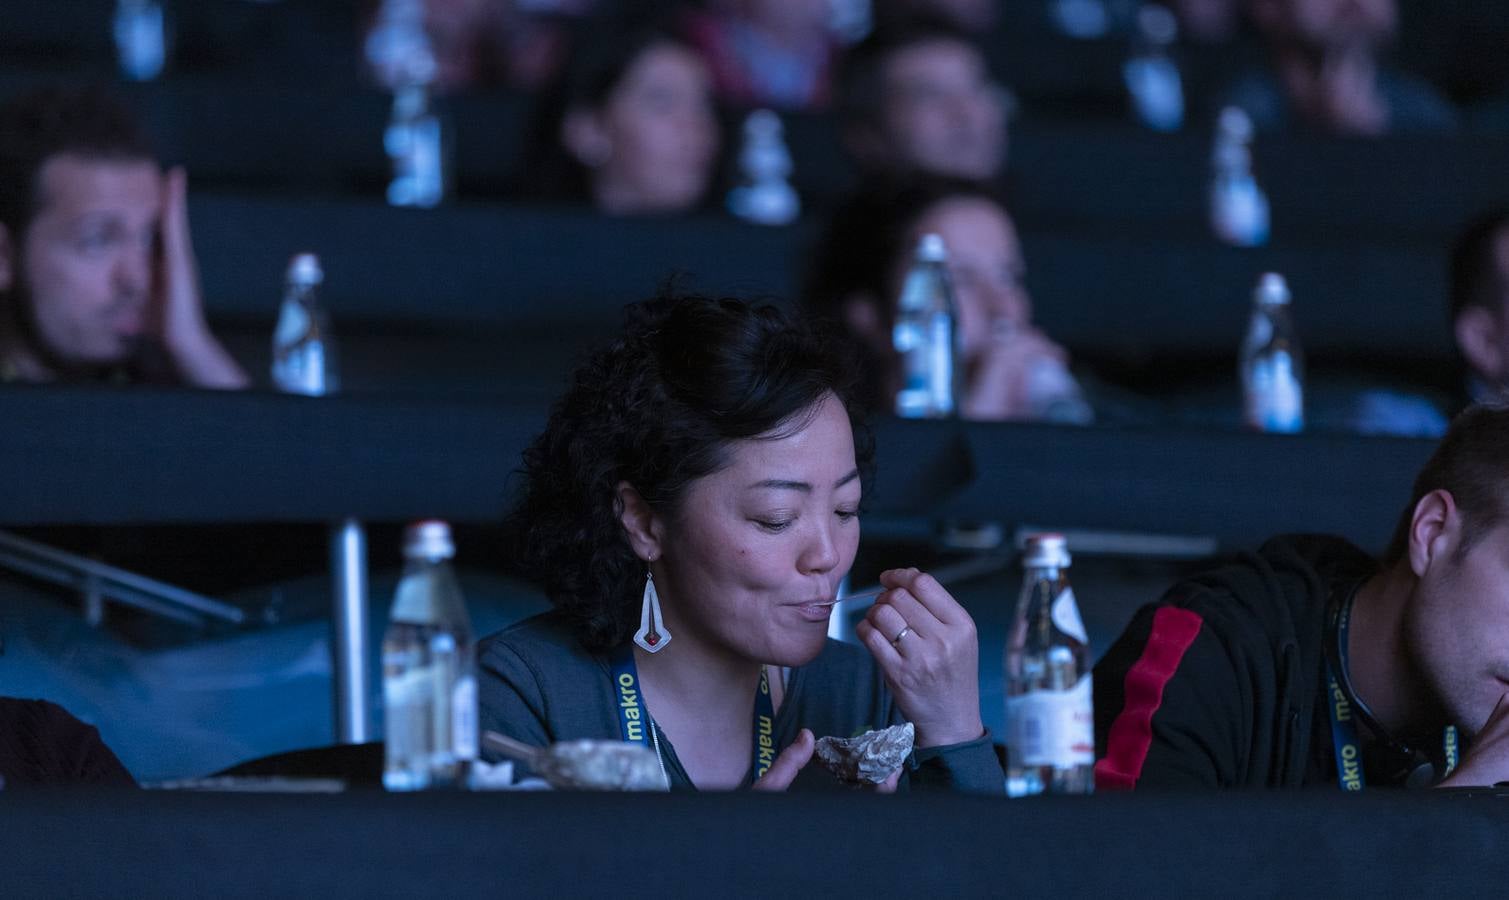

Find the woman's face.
xmin=593 ymin=43 xmax=720 ymax=215
xmin=653 ymin=393 xmax=862 ymax=668
xmin=903 ymin=196 xmax=1031 ymax=362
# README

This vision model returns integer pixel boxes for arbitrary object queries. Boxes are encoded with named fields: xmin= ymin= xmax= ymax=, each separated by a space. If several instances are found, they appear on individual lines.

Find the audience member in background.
xmin=1095 ymin=400 xmax=1509 ymax=790
xmin=520 ymin=20 xmax=720 ymax=216
xmin=1343 ymin=209 xmax=1509 ymax=438
xmin=1168 ymin=0 xmax=1244 ymax=44
xmin=873 ymin=0 xmax=999 ymax=35
xmin=362 ymin=0 xmax=600 ymax=93
xmin=1219 ymin=0 xmax=1455 ymax=135
xmin=683 ymin=0 xmax=839 ymax=111
xmin=0 ymin=697 xmax=136 ymax=788
xmin=481 ymin=295 xmax=1000 ymax=792
xmin=836 ymin=18 xmax=1009 ymax=183
xmin=1449 ymin=209 xmax=1509 ymax=407
xmin=0 ymin=87 xmax=246 ymax=388
xmin=805 ymin=175 xmax=1092 ymax=423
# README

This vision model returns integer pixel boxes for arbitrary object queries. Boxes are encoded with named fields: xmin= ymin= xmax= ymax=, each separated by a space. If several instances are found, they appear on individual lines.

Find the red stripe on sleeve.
xmin=1094 ymin=606 xmax=1205 ymax=791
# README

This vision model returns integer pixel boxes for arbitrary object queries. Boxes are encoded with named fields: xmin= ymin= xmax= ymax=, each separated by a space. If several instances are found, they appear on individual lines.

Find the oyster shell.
xmin=814 ymin=722 xmax=915 ymax=784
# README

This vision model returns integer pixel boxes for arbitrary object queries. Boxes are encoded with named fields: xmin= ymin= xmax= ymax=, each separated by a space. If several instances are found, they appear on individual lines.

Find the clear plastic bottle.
xmin=270 ymin=253 xmax=338 ymax=396
xmin=114 ymin=0 xmax=166 ymax=82
xmin=1240 ymin=272 xmax=1305 ymax=433
xmin=727 ymin=110 xmax=800 ymax=226
xmin=385 ymin=83 xmax=447 ymax=209
xmin=1005 ymin=534 xmax=1094 ymax=797
xmin=1123 ymin=3 xmax=1184 ymax=132
xmin=893 ymin=233 xmax=959 ymax=419
xmin=1209 ymin=106 xmax=1270 ymax=247
xmin=383 ymin=521 xmax=477 ymax=791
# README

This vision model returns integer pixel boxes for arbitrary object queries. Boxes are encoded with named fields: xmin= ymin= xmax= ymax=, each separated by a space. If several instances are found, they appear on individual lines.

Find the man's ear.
xmin=1407 ymin=489 xmax=1460 ymax=578
xmin=0 ymin=223 xmax=13 ymax=294
xmin=1455 ymin=306 xmax=1506 ymax=383
xmin=616 ymin=481 xmax=665 ymax=563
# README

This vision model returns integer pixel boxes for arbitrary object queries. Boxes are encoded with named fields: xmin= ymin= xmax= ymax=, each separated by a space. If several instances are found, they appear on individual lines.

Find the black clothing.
xmin=0 ymin=698 xmax=136 ymax=788
xmin=1093 ymin=535 xmax=1384 ymax=790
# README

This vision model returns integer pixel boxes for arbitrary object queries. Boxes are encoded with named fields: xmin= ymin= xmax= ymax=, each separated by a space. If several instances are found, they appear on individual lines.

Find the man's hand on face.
xmin=151 ymin=167 xmax=248 ymax=389
xmin=1437 ymin=692 xmax=1509 ymax=788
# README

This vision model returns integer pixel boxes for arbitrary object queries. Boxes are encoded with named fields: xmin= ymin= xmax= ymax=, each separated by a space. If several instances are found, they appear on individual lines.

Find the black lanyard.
xmin=1326 ymin=585 xmax=1458 ymax=790
xmin=609 ymin=644 xmax=778 ymax=781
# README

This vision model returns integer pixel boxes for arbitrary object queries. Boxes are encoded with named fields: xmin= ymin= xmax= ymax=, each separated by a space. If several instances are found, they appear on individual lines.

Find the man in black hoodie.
xmin=1094 ymin=400 xmax=1509 ymax=790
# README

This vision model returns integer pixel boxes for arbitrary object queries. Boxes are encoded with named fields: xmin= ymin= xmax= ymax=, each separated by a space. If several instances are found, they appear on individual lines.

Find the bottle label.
xmin=452 ymin=675 xmax=478 ymax=761
xmin=925 ymin=311 xmax=955 ymax=415
xmin=1007 ymin=675 xmax=1094 ymax=767
xmin=1051 ymin=588 xmax=1089 ymax=644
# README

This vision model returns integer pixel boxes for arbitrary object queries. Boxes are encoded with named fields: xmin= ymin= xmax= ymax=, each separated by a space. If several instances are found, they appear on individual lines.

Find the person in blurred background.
xmin=362 ymin=0 xmax=601 ymax=93
xmin=873 ymin=0 xmax=999 ymax=35
xmin=1449 ymin=209 xmax=1509 ymax=407
xmin=520 ymin=19 xmax=721 ymax=216
xmin=481 ymin=294 xmax=1000 ymax=792
xmin=1168 ymin=0 xmax=1245 ymax=44
xmin=1095 ymin=400 xmax=1509 ymax=790
xmin=805 ymin=174 xmax=1092 ymax=423
xmin=836 ymin=18 xmax=1009 ymax=182
xmin=1219 ymin=0 xmax=1455 ymax=134
xmin=684 ymin=0 xmax=839 ymax=111
xmin=0 ymin=87 xmax=246 ymax=388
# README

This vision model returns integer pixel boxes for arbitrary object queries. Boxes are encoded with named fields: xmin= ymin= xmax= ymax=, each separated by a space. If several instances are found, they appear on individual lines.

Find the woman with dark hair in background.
xmin=479 ymin=294 xmax=1001 ymax=792
xmin=519 ymin=16 xmax=721 ymax=216
xmin=806 ymin=174 xmax=1094 ymax=423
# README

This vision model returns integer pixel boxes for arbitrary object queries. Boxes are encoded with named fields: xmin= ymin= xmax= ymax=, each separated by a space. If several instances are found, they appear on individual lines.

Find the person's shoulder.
xmin=479 ymin=610 xmax=602 ymax=676
xmin=1156 ymin=534 xmax=1363 ymax=631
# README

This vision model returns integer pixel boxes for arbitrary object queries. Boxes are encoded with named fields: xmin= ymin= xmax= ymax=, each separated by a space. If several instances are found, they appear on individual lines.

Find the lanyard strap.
xmin=610 ymin=645 xmax=777 ymax=779
xmin=1327 ymin=586 xmax=1459 ymax=789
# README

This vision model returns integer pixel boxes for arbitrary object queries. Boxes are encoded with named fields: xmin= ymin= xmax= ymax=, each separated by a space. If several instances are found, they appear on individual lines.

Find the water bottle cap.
xmin=1022 ymin=533 xmax=1071 ymax=568
xmin=288 ymin=253 xmax=323 ymax=286
xmin=404 ymin=520 xmax=455 ymax=561
xmin=916 ymin=233 xmax=947 ymax=263
xmin=1255 ymin=272 xmax=1290 ymax=305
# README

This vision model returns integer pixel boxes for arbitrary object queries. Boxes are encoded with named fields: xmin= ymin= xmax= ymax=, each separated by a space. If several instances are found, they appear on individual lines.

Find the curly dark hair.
xmin=507 ymin=294 xmax=873 ymax=652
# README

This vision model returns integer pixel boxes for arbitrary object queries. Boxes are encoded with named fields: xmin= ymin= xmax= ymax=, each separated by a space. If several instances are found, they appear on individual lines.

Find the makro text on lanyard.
xmin=1327 ymin=593 xmax=1457 ymax=790
xmin=610 ymin=644 xmax=778 ymax=781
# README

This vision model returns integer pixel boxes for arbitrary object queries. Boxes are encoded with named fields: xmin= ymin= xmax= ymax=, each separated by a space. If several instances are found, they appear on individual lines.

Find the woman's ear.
xmin=616 ymin=481 xmax=664 ymax=562
xmin=562 ymin=107 xmax=612 ymax=168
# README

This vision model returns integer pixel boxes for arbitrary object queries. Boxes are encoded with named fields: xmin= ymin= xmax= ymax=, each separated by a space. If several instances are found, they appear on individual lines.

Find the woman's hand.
xmin=962 ymin=327 xmax=1071 ymax=421
xmin=751 ymin=728 xmax=815 ymax=791
xmin=856 ymin=568 xmax=985 ymax=749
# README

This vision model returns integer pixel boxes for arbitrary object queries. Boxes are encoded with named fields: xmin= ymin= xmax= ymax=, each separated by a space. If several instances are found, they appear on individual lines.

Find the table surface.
xmin=2 ymin=787 xmax=1506 ymax=897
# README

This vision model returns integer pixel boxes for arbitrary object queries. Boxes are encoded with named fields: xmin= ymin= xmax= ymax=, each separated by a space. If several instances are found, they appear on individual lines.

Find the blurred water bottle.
xmin=1050 ymin=0 xmax=1111 ymax=38
xmin=385 ymin=83 xmax=448 ymax=209
xmin=1123 ymin=3 xmax=1183 ymax=132
xmin=383 ymin=521 xmax=478 ymax=791
xmin=1209 ymin=106 xmax=1269 ymax=247
xmin=270 ymin=253 xmax=339 ymax=396
xmin=728 ymin=110 xmax=800 ymax=226
xmin=365 ymin=0 xmax=433 ymax=91
xmin=1241 ymin=272 xmax=1304 ymax=433
xmin=1005 ymin=534 xmax=1094 ymax=797
xmin=893 ymin=234 xmax=959 ymax=418
xmin=113 ymin=0 xmax=166 ymax=82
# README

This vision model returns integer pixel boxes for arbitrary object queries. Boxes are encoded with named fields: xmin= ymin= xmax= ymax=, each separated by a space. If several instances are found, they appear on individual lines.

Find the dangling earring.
xmin=634 ymin=570 xmax=671 ymax=653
